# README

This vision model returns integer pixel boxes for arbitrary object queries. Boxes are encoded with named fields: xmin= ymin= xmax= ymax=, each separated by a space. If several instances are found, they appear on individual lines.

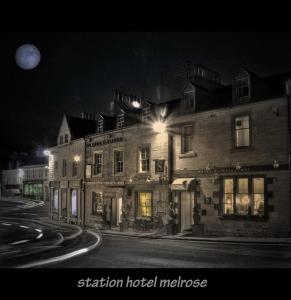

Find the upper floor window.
xmin=93 ymin=151 xmax=103 ymax=176
xmin=64 ymin=134 xmax=69 ymax=143
xmin=139 ymin=146 xmax=150 ymax=173
xmin=54 ymin=161 xmax=58 ymax=172
xmin=117 ymin=112 xmax=125 ymax=129
xmin=62 ymin=159 xmax=67 ymax=177
xmin=223 ymin=177 xmax=265 ymax=217
xmin=142 ymin=107 xmax=151 ymax=122
xmin=235 ymin=77 xmax=250 ymax=98
xmin=181 ymin=125 xmax=193 ymax=154
xmin=235 ymin=116 xmax=250 ymax=148
xmin=182 ymin=91 xmax=195 ymax=111
xmin=38 ymin=169 xmax=42 ymax=179
xmin=72 ymin=161 xmax=77 ymax=177
xmin=59 ymin=135 xmax=63 ymax=145
xmin=114 ymin=150 xmax=124 ymax=174
xmin=97 ymin=119 xmax=104 ymax=133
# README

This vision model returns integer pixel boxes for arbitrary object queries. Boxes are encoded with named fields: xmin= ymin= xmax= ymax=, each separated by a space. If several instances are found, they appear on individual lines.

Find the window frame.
xmin=59 ymin=135 xmax=63 ymax=145
xmin=220 ymin=175 xmax=267 ymax=219
xmin=71 ymin=189 xmax=78 ymax=217
xmin=235 ymin=76 xmax=250 ymax=99
xmin=142 ymin=106 xmax=151 ymax=122
xmin=97 ymin=118 xmax=104 ymax=133
xmin=64 ymin=134 xmax=69 ymax=143
xmin=137 ymin=191 xmax=153 ymax=218
xmin=138 ymin=145 xmax=150 ymax=173
xmin=93 ymin=150 xmax=103 ymax=176
xmin=92 ymin=191 xmax=103 ymax=216
xmin=233 ymin=114 xmax=252 ymax=149
xmin=117 ymin=111 xmax=125 ymax=129
xmin=72 ymin=161 xmax=78 ymax=177
xmin=181 ymin=124 xmax=194 ymax=154
xmin=113 ymin=149 xmax=124 ymax=175
xmin=62 ymin=159 xmax=67 ymax=177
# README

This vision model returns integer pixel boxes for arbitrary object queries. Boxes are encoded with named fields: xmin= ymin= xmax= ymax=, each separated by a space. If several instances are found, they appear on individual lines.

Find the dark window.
xmin=61 ymin=189 xmax=67 ymax=217
xmin=181 ymin=125 xmax=193 ymax=153
xmin=72 ymin=161 xmax=77 ymax=177
xmin=64 ymin=134 xmax=69 ymax=143
xmin=235 ymin=116 xmax=250 ymax=147
xmin=223 ymin=177 xmax=265 ymax=217
xmin=142 ymin=107 xmax=151 ymax=122
xmin=139 ymin=146 xmax=150 ymax=173
xmin=117 ymin=113 xmax=125 ymax=129
xmin=59 ymin=135 xmax=63 ymax=145
xmin=54 ymin=161 xmax=58 ymax=172
xmin=97 ymin=119 xmax=103 ymax=133
xmin=236 ymin=77 xmax=249 ymax=98
xmin=93 ymin=152 xmax=103 ymax=175
xmin=62 ymin=160 xmax=67 ymax=177
xmin=182 ymin=91 xmax=195 ymax=110
xmin=114 ymin=150 xmax=124 ymax=174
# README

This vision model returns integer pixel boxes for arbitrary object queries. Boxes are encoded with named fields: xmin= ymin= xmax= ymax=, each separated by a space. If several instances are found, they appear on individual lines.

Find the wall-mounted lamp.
xmin=146 ymin=176 xmax=151 ymax=183
xmin=205 ymin=164 xmax=211 ymax=172
xmin=129 ymin=177 xmax=133 ymax=183
xmin=153 ymin=120 xmax=166 ymax=133
xmin=43 ymin=150 xmax=50 ymax=156
xmin=273 ymin=160 xmax=279 ymax=169
xmin=74 ymin=155 xmax=81 ymax=162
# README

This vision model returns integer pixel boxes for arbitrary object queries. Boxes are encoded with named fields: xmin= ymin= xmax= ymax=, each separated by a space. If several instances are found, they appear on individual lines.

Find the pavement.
xmin=100 ymin=229 xmax=291 ymax=245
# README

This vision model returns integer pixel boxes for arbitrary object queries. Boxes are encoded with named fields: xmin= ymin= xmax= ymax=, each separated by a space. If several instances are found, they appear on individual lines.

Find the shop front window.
xmin=138 ymin=192 xmax=152 ymax=218
xmin=71 ymin=189 xmax=77 ymax=217
xmin=223 ymin=177 xmax=265 ymax=217
xmin=92 ymin=192 xmax=103 ymax=215
xmin=53 ymin=189 xmax=59 ymax=211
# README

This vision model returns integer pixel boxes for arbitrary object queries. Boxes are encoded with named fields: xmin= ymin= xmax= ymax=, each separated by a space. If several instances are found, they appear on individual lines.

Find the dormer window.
xmin=182 ymin=90 xmax=195 ymax=111
xmin=117 ymin=111 xmax=125 ymax=129
xmin=235 ymin=76 xmax=250 ymax=98
xmin=142 ymin=107 xmax=151 ymax=122
xmin=97 ymin=118 xmax=104 ymax=133
xmin=59 ymin=135 xmax=63 ymax=145
xmin=64 ymin=134 xmax=69 ymax=143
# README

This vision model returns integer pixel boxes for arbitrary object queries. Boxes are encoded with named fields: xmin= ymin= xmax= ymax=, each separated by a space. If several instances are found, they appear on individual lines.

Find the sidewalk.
xmin=100 ymin=229 xmax=291 ymax=245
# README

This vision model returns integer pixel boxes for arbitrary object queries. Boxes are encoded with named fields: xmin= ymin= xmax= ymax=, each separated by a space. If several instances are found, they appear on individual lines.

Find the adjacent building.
xmin=48 ymin=65 xmax=291 ymax=237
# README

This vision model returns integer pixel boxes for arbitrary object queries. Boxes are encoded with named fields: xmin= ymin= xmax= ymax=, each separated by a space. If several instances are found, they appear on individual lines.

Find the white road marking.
xmin=11 ymin=239 xmax=30 ymax=245
xmin=19 ymin=225 xmax=29 ymax=229
xmin=36 ymin=233 xmax=43 ymax=239
xmin=35 ymin=229 xmax=42 ymax=233
xmin=1 ymin=223 xmax=12 ymax=226
xmin=17 ymin=231 xmax=102 ymax=268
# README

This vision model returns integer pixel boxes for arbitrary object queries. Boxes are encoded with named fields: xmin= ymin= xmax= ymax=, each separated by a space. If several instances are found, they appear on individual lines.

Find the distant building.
xmin=48 ymin=65 xmax=291 ymax=237
xmin=22 ymin=164 xmax=49 ymax=201
xmin=1 ymin=169 xmax=23 ymax=196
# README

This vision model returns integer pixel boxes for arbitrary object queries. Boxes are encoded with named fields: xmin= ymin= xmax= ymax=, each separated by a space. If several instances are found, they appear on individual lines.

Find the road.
xmin=1 ymin=197 xmax=291 ymax=268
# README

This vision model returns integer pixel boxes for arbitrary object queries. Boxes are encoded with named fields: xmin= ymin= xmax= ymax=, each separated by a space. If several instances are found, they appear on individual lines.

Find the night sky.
xmin=1 ymin=32 xmax=291 ymax=168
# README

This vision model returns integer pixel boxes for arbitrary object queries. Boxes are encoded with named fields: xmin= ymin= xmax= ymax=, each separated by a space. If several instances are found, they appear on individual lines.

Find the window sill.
xmin=230 ymin=146 xmax=254 ymax=153
xmin=219 ymin=214 xmax=267 ymax=222
xmin=179 ymin=151 xmax=197 ymax=159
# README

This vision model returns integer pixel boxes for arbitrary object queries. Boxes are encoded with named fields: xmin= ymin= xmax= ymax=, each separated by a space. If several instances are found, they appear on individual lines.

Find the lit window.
xmin=114 ymin=150 xmax=124 ymax=174
xmin=92 ymin=192 xmax=103 ymax=215
xmin=142 ymin=107 xmax=151 ymax=122
xmin=117 ymin=112 xmax=125 ymax=129
xmin=53 ymin=189 xmax=59 ymax=211
xmin=59 ymin=135 xmax=63 ymax=145
xmin=139 ymin=146 xmax=150 ymax=173
xmin=138 ymin=192 xmax=152 ymax=217
xmin=97 ymin=119 xmax=104 ymax=133
xmin=71 ymin=189 xmax=77 ymax=217
xmin=93 ymin=152 xmax=103 ymax=175
xmin=223 ymin=179 xmax=234 ymax=215
xmin=236 ymin=77 xmax=249 ymax=98
xmin=223 ymin=177 xmax=265 ymax=217
xmin=181 ymin=125 xmax=193 ymax=154
xmin=235 ymin=116 xmax=250 ymax=147
xmin=62 ymin=160 xmax=67 ymax=177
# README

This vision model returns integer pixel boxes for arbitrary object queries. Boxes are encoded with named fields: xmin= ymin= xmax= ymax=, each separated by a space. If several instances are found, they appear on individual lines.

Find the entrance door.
xmin=111 ymin=198 xmax=117 ymax=227
xmin=180 ymin=192 xmax=193 ymax=231
xmin=117 ymin=197 xmax=122 ymax=225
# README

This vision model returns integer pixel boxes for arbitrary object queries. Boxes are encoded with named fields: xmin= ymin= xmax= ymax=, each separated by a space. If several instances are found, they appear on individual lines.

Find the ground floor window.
xmin=92 ymin=192 xmax=103 ymax=215
xmin=53 ymin=189 xmax=59 ymax=211
xmin=24 ymin=183 xmax=43 ymax=199
xmin=223 ymin=176 xmax=265 ymax=217
xmin=71 ymin=189 xmax=78 ymax=217
xmin=137 ymin=192 xmax=152 ymax=218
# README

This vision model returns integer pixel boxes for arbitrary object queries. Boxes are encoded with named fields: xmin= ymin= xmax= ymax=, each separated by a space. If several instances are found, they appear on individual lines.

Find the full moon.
xmin=15 ymin=44 xmax=41 ymax=70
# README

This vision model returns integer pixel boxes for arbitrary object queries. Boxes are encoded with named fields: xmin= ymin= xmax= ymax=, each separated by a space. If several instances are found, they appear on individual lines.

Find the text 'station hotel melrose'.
xmin=48 ymin=65 xmax=291 ymax=237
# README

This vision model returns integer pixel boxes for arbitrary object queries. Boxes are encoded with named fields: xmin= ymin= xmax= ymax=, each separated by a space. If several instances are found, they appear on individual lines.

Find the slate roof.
xmin=65 ymin=115 xmax=97 ymax=139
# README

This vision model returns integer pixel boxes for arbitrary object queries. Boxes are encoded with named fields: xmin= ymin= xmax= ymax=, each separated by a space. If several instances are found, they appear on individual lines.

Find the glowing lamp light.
xmin=43 ymin=150 xmax=50 ymax=156
xmin=74 ymin=155 xmax=81 ymax=162
xmin=153 ymin=120 xmax=166 ymax=133
xmin=132 ymin=100 xmax=141 ymax=108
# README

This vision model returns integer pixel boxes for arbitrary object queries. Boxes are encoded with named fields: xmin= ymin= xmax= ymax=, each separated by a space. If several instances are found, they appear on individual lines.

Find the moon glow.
xmin=15 ymin=44 xmax=41 ymax=70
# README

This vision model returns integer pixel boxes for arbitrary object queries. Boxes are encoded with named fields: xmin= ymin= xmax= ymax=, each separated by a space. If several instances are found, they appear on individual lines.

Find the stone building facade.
xmin=48 ymin=65 xmax=291 ymax=237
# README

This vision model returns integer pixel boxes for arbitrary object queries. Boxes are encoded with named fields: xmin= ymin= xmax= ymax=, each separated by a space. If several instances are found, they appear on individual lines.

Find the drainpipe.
xmin=285 ymin=80 xmax=291 ymax=236
xmin=83 ymin=138 xmax=86 ymax=226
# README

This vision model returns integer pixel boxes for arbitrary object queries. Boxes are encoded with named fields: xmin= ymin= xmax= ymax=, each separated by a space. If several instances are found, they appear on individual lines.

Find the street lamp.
xmin=43 ymin=150 xmax=50 ymax=156
xmin=74 ymin=155 xmax=81 ymax=162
